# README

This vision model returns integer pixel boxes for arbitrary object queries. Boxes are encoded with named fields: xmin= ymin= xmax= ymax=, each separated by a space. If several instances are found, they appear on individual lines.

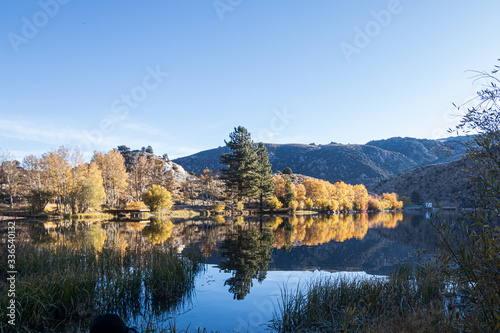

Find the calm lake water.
xmin=12 ymin=211 xmax=449 ymax=332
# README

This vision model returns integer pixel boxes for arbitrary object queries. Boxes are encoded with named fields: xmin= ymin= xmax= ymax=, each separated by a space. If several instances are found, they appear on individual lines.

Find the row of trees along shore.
xmin=0 ymin=147 xmax=176 ymax=214
xmin=0 ymin=127 xmax=402 ymax=214
xmin=219 ymin=126 xmax=402 ymax=212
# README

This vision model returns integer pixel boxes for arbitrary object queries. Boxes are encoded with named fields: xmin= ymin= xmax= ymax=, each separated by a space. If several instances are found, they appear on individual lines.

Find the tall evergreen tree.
xmin=283 ymin=176 xmax=295 ymax=207
xmin=220 ymin=126 xmax=259 ymax=201
xmin=255 ymin=143 xmax=275 ymax=212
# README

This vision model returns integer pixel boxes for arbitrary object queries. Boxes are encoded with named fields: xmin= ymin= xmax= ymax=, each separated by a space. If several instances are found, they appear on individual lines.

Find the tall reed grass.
xmin=271 ymin=264 xmax=456 ymax=332
xmin=0 ymin=244 xmax=203 ymax=332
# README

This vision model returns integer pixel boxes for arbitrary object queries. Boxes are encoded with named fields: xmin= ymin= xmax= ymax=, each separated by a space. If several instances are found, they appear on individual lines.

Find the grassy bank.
xmin=271 ymin=264 xmax=456 ymax=332
xmin=0 ymin=244 xmax=203 ymax=332
xmin=169 ymin=209 xmax=201 ymax=218
xmin=61 ymin=212 xmax=115 ymax=220
xmin=293 ymin=210 xmax=318 ymax=215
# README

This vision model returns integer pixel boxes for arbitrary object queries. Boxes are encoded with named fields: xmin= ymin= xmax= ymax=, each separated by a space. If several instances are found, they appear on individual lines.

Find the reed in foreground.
xmin=0 ymin=244 xmax=203 ymax=332
xmin=271 ymin=264 xmax=456 ymax=332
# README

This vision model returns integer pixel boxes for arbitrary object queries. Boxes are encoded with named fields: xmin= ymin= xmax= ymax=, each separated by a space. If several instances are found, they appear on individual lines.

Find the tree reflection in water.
xmin=16 ymin=219 xmax=200 ymax=330
xmin=21 ymin=212 xmax=407 ymax=305
xmin=28 ymin=220 xmax=108 ymax=250
xmin=142 ymin=218 xmax=174 ymax=245
xmin=219 ymin=221 xmax=275 ymax=300
xmin=271 ymin=213 xmax=404 ymax=248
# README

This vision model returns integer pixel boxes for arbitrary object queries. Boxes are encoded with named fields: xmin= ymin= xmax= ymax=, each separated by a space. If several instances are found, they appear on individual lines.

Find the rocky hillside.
xmin=173 ymin=137 xmax=466 ymax=185
xmin=367 ymin=159 xmax=474 ymax=207
xmin=120 ymin=149 xmax=191 ymax=182
xmin=367 ymin=136 xmax=467 ymax=167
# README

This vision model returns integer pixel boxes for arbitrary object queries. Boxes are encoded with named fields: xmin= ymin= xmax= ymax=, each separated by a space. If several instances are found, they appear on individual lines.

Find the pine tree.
xmin=220 ymin=126 xmax=259 ymax=201
xmin=283 ymin=176 xmax=295 ymax=207
xmin=255 ymin=143 xmax=275 ymax=212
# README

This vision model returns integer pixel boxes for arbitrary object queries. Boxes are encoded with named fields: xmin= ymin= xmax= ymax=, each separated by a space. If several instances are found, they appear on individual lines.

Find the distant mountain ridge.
xmin=173 ymin=136 xmax=466 ymax=185
xmin=366 ymin=136 xmax=467 ymax=167
xmin=367 ymin=159 xmax=474 ymax=207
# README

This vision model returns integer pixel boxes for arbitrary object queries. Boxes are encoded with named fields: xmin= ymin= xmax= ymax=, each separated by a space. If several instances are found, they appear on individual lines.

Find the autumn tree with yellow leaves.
xmin=92 ymin=149 xmax=128 ymax=207
xmin=142 ymin=184 xmax=173 ymax=212
xmin=277 ymin=177 xmax=401 ymax=212
xmin=38 ymin=146 xmax=107 ymax=213
xmin=71 ymin=162 xmax=106 ymax=213
xmin=42 ymin=146 xmax=75 ymax=213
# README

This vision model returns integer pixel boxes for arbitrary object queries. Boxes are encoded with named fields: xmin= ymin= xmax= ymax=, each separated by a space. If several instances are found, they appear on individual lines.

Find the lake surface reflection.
xmin=11 ymin=212 xmax=445 ymax=332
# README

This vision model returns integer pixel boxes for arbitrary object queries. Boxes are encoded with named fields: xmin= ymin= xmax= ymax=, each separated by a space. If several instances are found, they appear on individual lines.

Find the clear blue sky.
xmin=1 ymin=0 xmax=499 ymax=160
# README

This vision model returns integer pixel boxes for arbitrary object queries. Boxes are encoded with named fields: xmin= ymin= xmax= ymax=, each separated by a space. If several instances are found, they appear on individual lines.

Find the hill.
xmin=173 ymin=137 xmax=466 ymax=185
xmin=174 ymin=143 xmax=415 ymax=185
xmin=367 ymin=159 xmax=474 ymax=207
xmin=366 ymin=136 xmax=467 ymax=166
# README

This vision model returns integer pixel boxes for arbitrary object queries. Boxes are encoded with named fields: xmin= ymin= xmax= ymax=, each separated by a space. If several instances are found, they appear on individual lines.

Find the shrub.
xmin=305 ymin=198 xmax=314 ymax=210
xmin=368 ymin=198 xmax=381 ymax=211
xmin=211 ymin=202 xmax=225 ymax=213
xmin=142 ymin=185 xmax=173 ymax=212
xmin=327 ymin=200 xmax=339 ymax=211
xmin=316 ymin=199 xmax=330 ymax=211
xmin=268 ymin=196 xmax=283 ymax=210
xmin=382 ymin=193 xmax=403 ymax=210
xmin=126 ymin=201 xmax=149 ymax=210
